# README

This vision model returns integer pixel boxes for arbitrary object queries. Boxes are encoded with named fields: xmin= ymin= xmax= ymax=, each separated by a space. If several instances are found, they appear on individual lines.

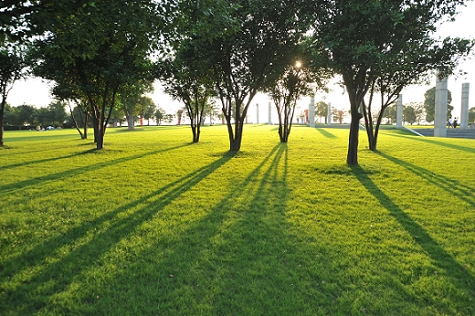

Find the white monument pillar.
xmin=460 ymin=83 xmax=470 ymax=129
xmin=309 ymin=96 xmax=315 ymax=127
xmin=396 ymin=94 xmax=403 ymax=128
xmin=434 ymin=75 xmax=448 ymax=137
xmin=268 ymin=101 xmax=272 ymax=124
xmin=256 ymin=103 xmax=259 ymax=124
xmin=327 ymin=102 xmax=332 ymax=125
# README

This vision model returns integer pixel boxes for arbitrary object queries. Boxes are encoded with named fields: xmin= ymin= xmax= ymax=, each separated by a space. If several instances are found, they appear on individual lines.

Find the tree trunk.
xmin=92 ymin=116 xmax=99 ymax=144
xmin=347 ymin=112 xmax=360 ymax=165
xmin=95 ymin=115 xmax=106 ymax=150
xmin=191 ymin=124 xmax=200 ymax=143
xmin=0 ymin=104 xmax=4 ymax=146
xmin=230 ymin=135 xmax=242 ymax=151
xmin=70 ymin=106 xmax=85 ymax=139
xmin=126 ymin=112 xmax=134 ymax=130
xmin=193 ymin=129 xmax=200 ymax=143
xmin=96 ymin=124 xmax=104 ymax=149
xmin=83 ymin=115 xmax=89 ymax=140
xmin=228 ymin=120 xmax=243 ymax=152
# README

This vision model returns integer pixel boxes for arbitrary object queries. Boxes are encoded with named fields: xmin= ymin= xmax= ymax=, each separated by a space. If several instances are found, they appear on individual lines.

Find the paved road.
xmin=316 ymin=125 xmax=475 ymax=139
xmin=407 ymin=128 xmax=475 ymax=139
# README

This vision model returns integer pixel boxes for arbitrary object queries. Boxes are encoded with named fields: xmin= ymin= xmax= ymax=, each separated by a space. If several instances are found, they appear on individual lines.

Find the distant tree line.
xmin=2 ymin=101 xmax=67 ymax=130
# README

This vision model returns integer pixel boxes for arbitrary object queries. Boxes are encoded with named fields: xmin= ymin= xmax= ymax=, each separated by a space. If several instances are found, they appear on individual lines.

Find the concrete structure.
xmin=327 ymin=102 xmax=332 ymax=126
xmin=268 ymin=102 xmax=272 ymax=124
xmin=460 ymin=83 xmax=470 ymax=129
xmin=309 ymin=96 xmax=315 ymax=127
xmin=434 ymin=75 xmax=448 ymax=137
xmin=256 ymin=103 xmax=259 ymax=124
xmin=396 ymin=94 xmax=403 ymax=128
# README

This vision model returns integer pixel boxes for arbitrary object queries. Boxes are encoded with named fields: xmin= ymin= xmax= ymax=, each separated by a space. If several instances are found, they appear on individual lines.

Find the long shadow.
xmin=0 ymin=150 xmax=94 ymax=171
xmin=3 ymin=133 xmax=79 ymax=143
xmin=1 ymin=153 xmax=235 ymax=315
xmin=212 ymin=143 xmax=293 ymax=313
xmin=388 ymin=133 xmax=475 ymax=154
xmin=65 ymin=144 xmax=291 ymax=314
xmin=351 ymin=164 xmax=475 ymax=295
xmin=0 ymin=144 xmax=190 ymax=196
xmin=314 ymin=128 xmax=337 ymax=138
xmin=378 ymin=152 xmax=475 ymax=207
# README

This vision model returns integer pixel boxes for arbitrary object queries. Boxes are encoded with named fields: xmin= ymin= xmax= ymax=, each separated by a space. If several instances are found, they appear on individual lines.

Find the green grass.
xmin=1 ymin=125 xmax=474 ymax=315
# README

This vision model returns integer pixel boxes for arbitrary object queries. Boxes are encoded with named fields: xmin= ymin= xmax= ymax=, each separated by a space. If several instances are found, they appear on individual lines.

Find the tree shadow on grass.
xmin=0 ymin=149 xmax=96 ymax=172
xmin=351 ymin=164 xmax=475 ymax=301
xmin=377 ymin=152 xmax=475 ymax=207
xmin=388 ymin=133 xmax=475 ymax=154
xmin=64 ymin=143 xmax=302 ymax=315
xmin=0 ymin=144 xmax=190 ymax=196
xmin=0 ymin=152 xmax=235 ymax=315
xmin=68 ymin=143 xmax=359 ymax=315
xmin=314 ymin=128 xmax=337 ymax=138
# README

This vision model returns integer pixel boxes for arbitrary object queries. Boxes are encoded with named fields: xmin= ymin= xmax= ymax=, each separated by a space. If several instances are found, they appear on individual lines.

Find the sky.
xmin=8 ymin=2 xmax=475 ymax=122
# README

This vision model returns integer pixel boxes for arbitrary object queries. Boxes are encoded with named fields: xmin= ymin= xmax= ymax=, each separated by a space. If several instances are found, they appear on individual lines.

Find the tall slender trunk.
xmin=96 ymin=123 xmax=104 ymax=149
xmin=69 ymin=103 xmax=84 ymax=139
xmin=83 ymin=115 xmax=89 ymax=139
xmin=347 ymin=111 xmax=360 ymax=165
xmin=192 ymin=125 xmax=200 ymax=143
xmin=91 ymin=109 xmax=100 ymax=145
xmin=0 ymin=101 xmax=5 ymax=146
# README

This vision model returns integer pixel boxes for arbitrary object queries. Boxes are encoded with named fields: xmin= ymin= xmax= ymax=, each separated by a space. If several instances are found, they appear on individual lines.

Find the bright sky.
xmin=8 ymin=2 xmax=475 ymax=122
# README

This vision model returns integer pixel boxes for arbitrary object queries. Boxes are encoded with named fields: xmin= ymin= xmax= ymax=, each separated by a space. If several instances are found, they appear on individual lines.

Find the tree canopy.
xmin=424 ymin=86 xmax=454 ymax=123
xmin=169 ymin=0 xmax=314 ymax=151
xmin=310 ymin=0 xmax=473 ymax=163
xmin=31 ymin=0 xmax=162 ymax=149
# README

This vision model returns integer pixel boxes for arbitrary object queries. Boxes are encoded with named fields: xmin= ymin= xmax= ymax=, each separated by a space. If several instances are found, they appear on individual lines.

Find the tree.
xmin=32 ymin=0 xmax=162 ymax=149
xmin=315 ymin=101 xmax=328 ymax=124
xmin=383 ymin=103 xmax=397 ymax=125
xmin=66 ymin=102 xmax=90 ymax=139
xmin=469 ymin=107 xmax=475 ymax=125
xmin=158 ymin=39 xmax=216 ymax=142
xmin=0 ymin=0 xmax=48 ymax=42
xmin=163 ymin=113 xmax=174 ymax=124
xmin=118 ymin=81 xmax=154 ymax=130
xmin=332 ymin=108 xmax=346 ymax=124
xmin=3 ymin=103 xmax=15 ymax=126
xmin=142 ymin=97 xmax=156 ymax=126
xmin=424 ymin=87 xmax=454 ymax=123
xmin=268 ymin=57 xmax=321 ymax=142
xmin=7 ymin=104 xmax=35 ymax=129
xmin=34 ymin=107 xmax=50 ymax=128
xmin=182 ymin=0 xmax=310 ymax=151
xmin=155 ymin=107 xmax=164 ymax=125
xmin=402 ymin=105 xmax=417 ymax=125
xmin=0 ymin=45 xmax=28 ymax=146
xmin=203 ymin=101 xmax=220 ymax=126
xmin=411 ymin=102 xmax=424 ymax=125
xmin=311 ymin=0 xmax=473 ymax=163
xmin=46 ymin=101 xmax=67 ymax=128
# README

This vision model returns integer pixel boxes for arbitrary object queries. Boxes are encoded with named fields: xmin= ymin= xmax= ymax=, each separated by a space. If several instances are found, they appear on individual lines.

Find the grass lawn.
xmin=1 ymin=124 xmax=474 ymax=315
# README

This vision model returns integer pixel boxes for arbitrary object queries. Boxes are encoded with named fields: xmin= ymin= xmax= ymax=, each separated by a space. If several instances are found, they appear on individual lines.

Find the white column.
xmin=460 ymin=83 xmax=470 ymax=129
xmin=309 ymin=96 xmax=315 ymax=127
xmin=256 ymin=103 xmax=259 ymax=124
xmin=434 ymin=75 xmax=448 ymax=137
xmin=268 ymin=101 xmax=272 ymax=124
xmin=396 ymin=94 xmax=403 ymax=128
xmin=327 ymin=102 xmax=332 ymax=125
